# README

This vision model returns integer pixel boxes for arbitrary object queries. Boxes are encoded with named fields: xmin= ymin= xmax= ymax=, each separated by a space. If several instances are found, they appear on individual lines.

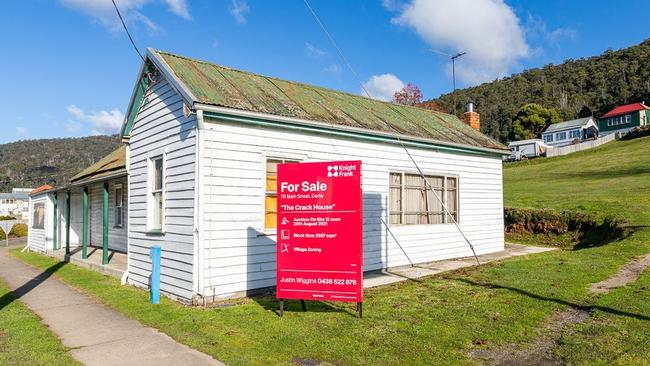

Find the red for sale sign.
xmin=276 ymin=160 xmax=363 ymax=302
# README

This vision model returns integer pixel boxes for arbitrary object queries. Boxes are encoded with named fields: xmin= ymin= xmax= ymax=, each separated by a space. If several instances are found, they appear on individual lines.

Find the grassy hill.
xmin=0 ymin=135 xmax=120 ymax=191
xmin=430 ymin=39 xmax=650 ymax=143
xmin=504 ymin=136 xmax=650 ymax=226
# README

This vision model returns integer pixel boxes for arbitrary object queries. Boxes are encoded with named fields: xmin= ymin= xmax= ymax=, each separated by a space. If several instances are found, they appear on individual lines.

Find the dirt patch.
xmin=504 ymin=207 xmax=628 ymax=250
xmin=469 ymin=307 xmax=590 ymax=365
xmin=590 ymin=254 xmax=650 ymax=294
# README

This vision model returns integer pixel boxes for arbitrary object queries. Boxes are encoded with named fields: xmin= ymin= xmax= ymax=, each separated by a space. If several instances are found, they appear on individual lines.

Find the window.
xmin=556 ymin=132 xmax=567 ymax=140
xmin=32 ymin=202 xmax=45 ymax=229
xmin=625 ymin=114 xmax=631 ymax=124
xmin=389 ymin=172 xmax=458 ymax=225
xmin=149 ymin=156 xmax=164 ymax=231
xmin=115 ymin=184 xmax=124 ymax=228
xmin=543 ymin=134 xmax=553 ymax=143
xmin=265 ymin=158 xmax=299 ymax=230
xmin=569 ymin=130 xmax=581 ymax=139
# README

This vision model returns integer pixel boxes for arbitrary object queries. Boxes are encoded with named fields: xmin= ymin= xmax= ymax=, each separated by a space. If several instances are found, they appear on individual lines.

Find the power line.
xmin=302 ymin=0 xmax=374 ymax=99
xmin=302 ymin=1 xmax=480 ymax=265
xmin=111 ymin=0 xmax=145 ymax=63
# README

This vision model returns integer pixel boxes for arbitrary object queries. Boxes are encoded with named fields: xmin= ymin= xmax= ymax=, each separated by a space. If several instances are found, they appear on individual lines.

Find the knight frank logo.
xmin=327 ymin=165 xmax=339 ymax=177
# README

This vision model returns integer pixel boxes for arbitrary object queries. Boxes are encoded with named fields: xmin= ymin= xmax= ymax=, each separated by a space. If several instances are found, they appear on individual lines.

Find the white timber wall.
xmin=200 ymin=118 xmax=505 ymax=298
xmin=127 ymin=76 xmax=197 ymax=302
xmin=88 ymin=178 xmax=128 ymax=252
xmin=27 ymin=193 xmax=53 ymax=253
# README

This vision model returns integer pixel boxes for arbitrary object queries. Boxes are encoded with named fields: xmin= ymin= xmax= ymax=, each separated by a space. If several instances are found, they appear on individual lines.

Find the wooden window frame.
xmin=32 ymin=202 xmax=45 ymax=229
xmin=264 ymin=157 xmax=300 ymax=232
xmin=114 ymin=184 xmax=124 ymax=228
xmin=147 ymin=154 xmax=165 ymax=233
xmin=389 ymin=171 xmax=459 ymax=226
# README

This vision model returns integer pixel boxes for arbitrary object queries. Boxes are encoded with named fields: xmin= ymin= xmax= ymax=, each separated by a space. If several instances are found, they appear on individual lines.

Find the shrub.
xmin=0 ymin=223 xmax=28 ymax=240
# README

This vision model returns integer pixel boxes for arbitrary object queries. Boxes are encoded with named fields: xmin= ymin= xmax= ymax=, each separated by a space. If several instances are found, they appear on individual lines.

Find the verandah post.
xmin=82 ymin=187 xmax=88 ymax=259
xmin=53 ymin=193 xmax=58 ymax=251
xmin=102 ymin=182 xmax=109 ymax=264
xmin=65 ymin=190 xmax=71 ymax=255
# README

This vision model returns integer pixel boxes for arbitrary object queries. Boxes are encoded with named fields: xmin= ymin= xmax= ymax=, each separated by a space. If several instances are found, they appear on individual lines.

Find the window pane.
xmin=115 ymin=188 xmax=123 ymax=207
xmin=154 ymin=158 xmax=163 ymax=190
xmin=153 ymin=192 xmax=162 ymax=229
xmin=266 ymin=172 xmax=277 ymax=192
xmin=265 ymin=195 xmax=277 ymax=229
xmin=389 ymin=173 xmax=401 ymax=186
xmin=33 ymin=203 xmax=45 ymax=229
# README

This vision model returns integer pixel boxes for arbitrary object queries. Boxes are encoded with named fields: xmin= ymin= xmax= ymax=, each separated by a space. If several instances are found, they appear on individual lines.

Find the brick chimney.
xmin=461 ymin=99 xmax=480 ymax=131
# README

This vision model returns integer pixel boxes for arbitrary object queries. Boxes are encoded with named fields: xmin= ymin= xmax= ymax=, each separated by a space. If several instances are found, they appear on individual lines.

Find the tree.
xmin=393 ymin=83 xmax=423 ymax=106
xmin=512 ymin=103 xmax=561 ymax=140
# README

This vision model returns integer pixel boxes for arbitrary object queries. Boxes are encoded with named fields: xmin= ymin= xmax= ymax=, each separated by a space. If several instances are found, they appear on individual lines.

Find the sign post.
xmin=0 ymin=220 xmax=17 ymax=247
xmin=276 ymin=161 xmax=363 ymax=317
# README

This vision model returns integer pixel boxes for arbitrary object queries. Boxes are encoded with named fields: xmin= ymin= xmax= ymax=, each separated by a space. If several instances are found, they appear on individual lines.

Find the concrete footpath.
xmin=0 ymin=244 xmax=223 ymax=366
xmin=364 ymin=243 xmax=556 ymax=288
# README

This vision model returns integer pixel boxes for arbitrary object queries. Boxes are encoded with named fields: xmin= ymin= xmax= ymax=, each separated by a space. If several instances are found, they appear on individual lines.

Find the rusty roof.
xmin=29 ymin=184 xmax=54 ymax=196
xmin=153 ymin=50 xmax=507 ymax=152
xmin=71 ymin=146 xmax=126 ymax=183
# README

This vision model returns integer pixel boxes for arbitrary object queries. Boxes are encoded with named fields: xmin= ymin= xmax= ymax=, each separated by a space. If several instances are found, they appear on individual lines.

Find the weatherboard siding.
xmin=27 ymin=194 xmax=52 ymax=253
xmin=127 ymin=77 xmax=197 ymax=302
xmin=87 ymin=179 xmax=128 ymax=252
xmin=200 ymin=118 xmax=505 ymax=298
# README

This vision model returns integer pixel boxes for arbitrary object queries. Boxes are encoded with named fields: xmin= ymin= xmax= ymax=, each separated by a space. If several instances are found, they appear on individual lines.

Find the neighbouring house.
xmin=598 ymin=102 xmax=650 ymax=136
xmin=507 ymin=139 xmax=550 ymax=160
xmin=541 ymin=117 xmax=599 ymax=147
xmin=29 ymin=48 xmax=510 ymax=303
xmin=27 ymin=147 xmax=127 ymax=256
xmin=0 ymin=188 xmax=32 ymax=220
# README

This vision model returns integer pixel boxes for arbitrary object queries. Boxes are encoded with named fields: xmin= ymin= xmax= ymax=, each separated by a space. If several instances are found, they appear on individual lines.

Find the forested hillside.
xmin=432 ymin=38 xmax=650 ymax=142
xmin=0 ymin=135 xmax=121 ymax=191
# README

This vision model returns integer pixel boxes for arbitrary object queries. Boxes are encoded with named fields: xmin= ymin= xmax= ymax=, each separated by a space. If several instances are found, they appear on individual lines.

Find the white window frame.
xmin=114 ymin=184 xmax=124 ymax=228
xmin=625 ymin=114 xmax=631 ymax=124
xmin=147 ymin=153 xmax=166 ymax=233
xmin=389 ymin=171 xmax=459 ymax=226
xmin=32 ymin=201 xmax=45 ymax=229
xmin=543 ymin=134 xmax=553 ymax=143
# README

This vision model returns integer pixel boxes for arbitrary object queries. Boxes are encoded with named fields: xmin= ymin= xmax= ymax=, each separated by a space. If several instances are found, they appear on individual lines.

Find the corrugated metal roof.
xmin=601 ymin=102 xmax=649 ymax=118
xmin=70 ymin=146 xmax=126 ymax=183
xmin=154 ymin=50 xmax=507 ymax=151
xmin=544 ymin=117 xmax=594 ymax=133
xmin=29 ymin=184 xmax=53 ymax=196
xmin=0 ymin=192 xmax=28 ymax=200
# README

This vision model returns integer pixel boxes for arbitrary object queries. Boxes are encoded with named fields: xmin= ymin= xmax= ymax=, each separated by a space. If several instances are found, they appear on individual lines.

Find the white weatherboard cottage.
xmin=541 ymin=117 xmax=599 ymax=147
xmin=112 ymin=49 xmax=510 ymax=303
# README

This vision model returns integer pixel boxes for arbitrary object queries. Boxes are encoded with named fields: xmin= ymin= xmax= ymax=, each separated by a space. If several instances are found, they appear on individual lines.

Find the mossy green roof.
xmin=155 ymin=50 xmax=507 ymax=151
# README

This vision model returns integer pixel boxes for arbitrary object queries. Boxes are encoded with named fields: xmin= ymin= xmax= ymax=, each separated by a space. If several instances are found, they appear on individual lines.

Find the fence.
xmin=546 ymin=133 xmax=617 ymax=157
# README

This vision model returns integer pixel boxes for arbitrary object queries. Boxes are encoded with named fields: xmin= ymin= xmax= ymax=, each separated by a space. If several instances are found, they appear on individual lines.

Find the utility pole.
xmin=451 ymin=51 xmax=466 ymax=115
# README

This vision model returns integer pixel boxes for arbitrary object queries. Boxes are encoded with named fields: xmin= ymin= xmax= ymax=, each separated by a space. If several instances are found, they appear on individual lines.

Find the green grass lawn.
xmin=504 ymin=135 xmax=650 ymax=226
xmin=0 ymin=279 xmax=80 ymax=366
xmin=9 ymin=136 xmax=650 ymax=365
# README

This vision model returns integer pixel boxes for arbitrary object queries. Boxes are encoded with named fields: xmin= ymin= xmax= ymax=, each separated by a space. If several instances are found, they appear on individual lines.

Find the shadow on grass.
xmin=453 ymin=278 xmax=650 ymax=322
xmin=251 ymin=294 xmax=359 ymax=318
xmin=0 ymin=260 xmax=67 ymax=311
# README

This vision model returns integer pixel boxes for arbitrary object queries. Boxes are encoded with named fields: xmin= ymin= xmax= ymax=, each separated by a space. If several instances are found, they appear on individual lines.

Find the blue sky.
xmin=1 ymin=0 xmax=648 ymax=143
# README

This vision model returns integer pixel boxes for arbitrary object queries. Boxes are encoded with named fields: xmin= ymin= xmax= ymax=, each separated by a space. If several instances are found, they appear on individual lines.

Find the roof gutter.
xmin=195 ymin=103 xmax=510 ymax=157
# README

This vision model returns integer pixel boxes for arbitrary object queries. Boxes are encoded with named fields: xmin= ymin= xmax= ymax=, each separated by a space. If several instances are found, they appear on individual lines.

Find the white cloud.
xmin=391 ymin=0 xmax=529 ymax=85
xmin=163 ymin=0 xmax=191 ymax=20
xmin=15 ymin=127 xmax=27 ymax=136
xmin=361 ymin=74 xmax=405 ymax=101
xmin=230 ymin=0 xmax=250 ymax=25
xmin=324 ymin=63 xmax=342 ymax=75
xmin=526 ymin=14 xmax=576 ymax=44
xmin=60 ymin=0 xmax=190 ymax=32
xmin=67 ymin=104 xmax=124 ymax=134
xmin=305 ymin=42 xmax=327 ymax=58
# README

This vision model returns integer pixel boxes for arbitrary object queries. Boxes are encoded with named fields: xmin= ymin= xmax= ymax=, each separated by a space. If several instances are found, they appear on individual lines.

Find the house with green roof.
xmin=34 ymin=48 xmax=510 ymax=303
